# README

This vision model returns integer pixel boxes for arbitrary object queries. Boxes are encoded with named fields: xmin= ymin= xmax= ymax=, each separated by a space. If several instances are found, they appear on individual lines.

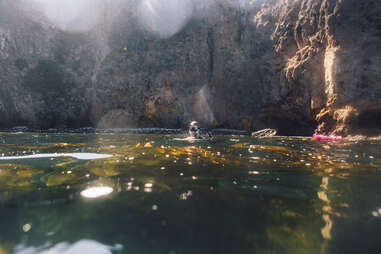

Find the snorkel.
xmin=188 ymin=121 xmax=200 ymax=139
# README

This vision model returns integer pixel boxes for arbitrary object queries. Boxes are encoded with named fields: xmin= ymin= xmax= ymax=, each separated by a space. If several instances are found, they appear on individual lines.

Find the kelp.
xmin=0 ymin=134 xmax=380 ymax=204
xmin=0 ymin=246 xmax=10 ymax=254
xmin=90 ymin=168 xmax=121 ymax=177
xmin=44 ymin=172 xmax=81 ymax=187
xmin=0 ymin=163 xmax=42 ymax=190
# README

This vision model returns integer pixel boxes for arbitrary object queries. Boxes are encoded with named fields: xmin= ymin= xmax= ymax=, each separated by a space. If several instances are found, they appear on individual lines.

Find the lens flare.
xmin=138 ymin=0 xmax=192 ymax=38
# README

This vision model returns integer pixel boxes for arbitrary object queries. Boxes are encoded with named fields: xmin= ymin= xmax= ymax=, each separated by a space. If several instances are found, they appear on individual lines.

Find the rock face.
xmin=0 ymin=0 xmax=380 ymax=136
xmin=266 ymin=0 xmax=381 ymax=136
xmin=0 ymin=0 xmax=104 ymax=128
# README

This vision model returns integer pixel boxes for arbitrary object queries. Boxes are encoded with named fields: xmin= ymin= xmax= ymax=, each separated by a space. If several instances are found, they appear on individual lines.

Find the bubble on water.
xmin=179 ymin=190 xmax=192 ymax=200
xmin=22 ymin=223 xmax=32 ymax=232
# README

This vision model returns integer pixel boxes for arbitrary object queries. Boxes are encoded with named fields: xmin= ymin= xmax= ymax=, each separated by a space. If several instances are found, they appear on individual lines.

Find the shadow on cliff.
xmin=260 ymin=104 xmax=317 ymax=136
xmin=355 ymin=109 xmax=381 ymax=136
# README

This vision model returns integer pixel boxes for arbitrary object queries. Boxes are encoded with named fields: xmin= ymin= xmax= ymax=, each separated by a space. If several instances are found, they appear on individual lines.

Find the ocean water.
xmin=0 ymin=132 xmax=381 ymax=254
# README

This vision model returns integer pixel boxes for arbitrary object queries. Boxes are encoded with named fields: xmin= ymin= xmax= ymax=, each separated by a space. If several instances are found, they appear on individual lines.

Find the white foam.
xmin=0 ymin=153 xmax=112 ymax=160
xmin=173 ymin=137 xmax=199 ymax=141
xmin=14 ymin=239 xmax=122 ymax=254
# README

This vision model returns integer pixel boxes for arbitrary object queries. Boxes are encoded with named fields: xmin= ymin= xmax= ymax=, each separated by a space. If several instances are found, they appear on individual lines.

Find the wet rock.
xmin=76 ymin=127 xmax=96 ymax=133
xmin=95 ymin=128 xmax=182 ymax=134
xmin=10 ymin=126 xmax=29 ymax=132
xmin=211 ymin=129 xmax=249 ymax=136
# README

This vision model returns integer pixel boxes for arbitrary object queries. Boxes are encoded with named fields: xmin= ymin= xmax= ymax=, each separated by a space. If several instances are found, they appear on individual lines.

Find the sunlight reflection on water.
xmin=14 ymin=239 xmax=123 ymax=254
xmin=80 ymin=186 xmax=114 ymax=199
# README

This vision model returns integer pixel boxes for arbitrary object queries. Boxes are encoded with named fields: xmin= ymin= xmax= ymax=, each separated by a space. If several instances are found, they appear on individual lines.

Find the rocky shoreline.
xmin=0 ymin=126 xmax=250 ymax=136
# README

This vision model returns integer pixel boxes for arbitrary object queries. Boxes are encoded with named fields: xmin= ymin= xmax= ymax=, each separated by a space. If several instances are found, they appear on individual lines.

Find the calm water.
xmin=1 ymin=132 xmax=381 ymax=254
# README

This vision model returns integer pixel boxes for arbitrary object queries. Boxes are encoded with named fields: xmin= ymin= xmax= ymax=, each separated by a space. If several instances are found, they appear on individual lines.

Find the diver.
xmin=188 ymin=121 xmax=201 ymax=139
xmin=187 ymin=121 xmax=212 ymax=139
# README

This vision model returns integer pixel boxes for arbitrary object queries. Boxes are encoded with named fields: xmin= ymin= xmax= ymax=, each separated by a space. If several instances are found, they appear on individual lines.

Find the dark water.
xmin=1 ymin=132 xmax=381 ymax=254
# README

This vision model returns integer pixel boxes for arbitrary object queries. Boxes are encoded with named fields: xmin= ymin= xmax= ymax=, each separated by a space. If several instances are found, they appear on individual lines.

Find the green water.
xmin=1 ymin=132 xmax=381 ymax=254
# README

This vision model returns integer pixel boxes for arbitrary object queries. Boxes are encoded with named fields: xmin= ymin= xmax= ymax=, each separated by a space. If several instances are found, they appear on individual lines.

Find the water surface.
xmin=1 ymin=132 xmax=381 ymax=254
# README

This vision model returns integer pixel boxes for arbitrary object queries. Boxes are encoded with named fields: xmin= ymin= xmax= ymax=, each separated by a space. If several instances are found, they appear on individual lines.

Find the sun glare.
xmin=81 ymin=186 xmax=114 ymax=199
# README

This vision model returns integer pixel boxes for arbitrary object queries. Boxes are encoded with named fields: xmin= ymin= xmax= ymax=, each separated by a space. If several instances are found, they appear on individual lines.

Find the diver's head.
xmin=188 ymin=121 xmax=200 ymax=138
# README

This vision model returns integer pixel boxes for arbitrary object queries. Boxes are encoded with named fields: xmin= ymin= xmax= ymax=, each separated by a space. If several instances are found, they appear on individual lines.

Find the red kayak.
xmin=313 ymin=134 xmax=342 ymax=141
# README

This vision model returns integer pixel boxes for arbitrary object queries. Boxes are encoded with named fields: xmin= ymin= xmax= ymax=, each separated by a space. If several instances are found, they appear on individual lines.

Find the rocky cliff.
xmin=265 ymin=0 xmax=381 ymax=136
xmin=0 ymin=0 xmax=380 ymax=136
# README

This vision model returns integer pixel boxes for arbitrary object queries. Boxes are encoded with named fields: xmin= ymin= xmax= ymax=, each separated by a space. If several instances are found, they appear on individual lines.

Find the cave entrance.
xmin=261 ymin=106 xmax=318 ymax=136
xmin=358 ymin=109 xmax=381 ymax=135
